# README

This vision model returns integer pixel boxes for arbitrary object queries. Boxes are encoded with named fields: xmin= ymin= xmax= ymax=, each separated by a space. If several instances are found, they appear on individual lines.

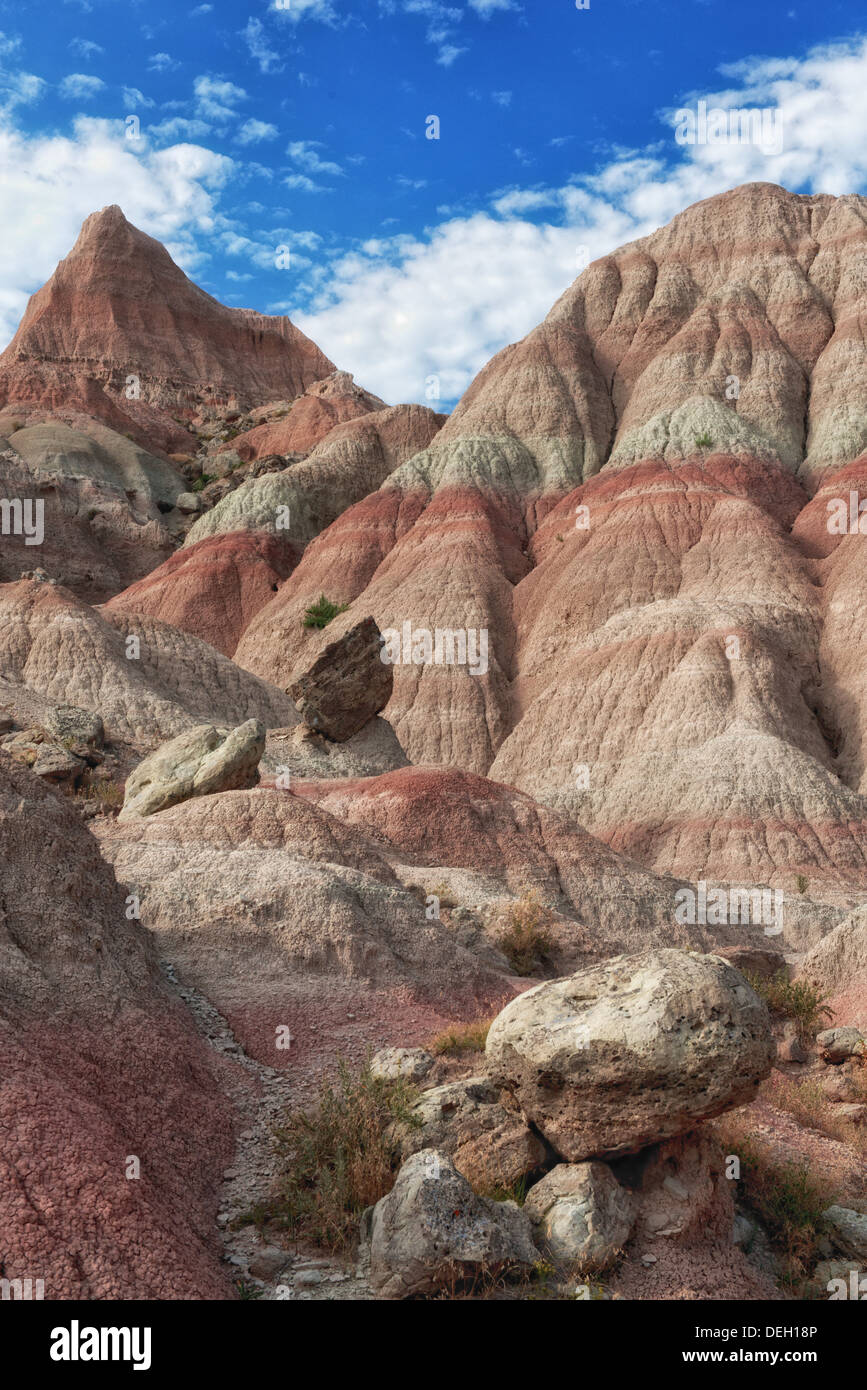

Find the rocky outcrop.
xmin=223 ymin=371 xmax=387 ymax=460
xmin=289 ymin=617 xmax=393 ymax=741
xmin=119 ymin=719 xmax=265 ymax=819
xmin=523 ymin=1162 xmax=635 ymax=1270
xmin=366 ymin=1149 xmax=536 ymax=1299
xmin=485 ymin=949 xmax=775 ymax=1160
xmin=390 ymin=1076 xmax=546 ymax=1192
xmin=104 ymin=531 xmax=299 ymax=658
xmin=0 ymin=206 xmax=335 ymax=453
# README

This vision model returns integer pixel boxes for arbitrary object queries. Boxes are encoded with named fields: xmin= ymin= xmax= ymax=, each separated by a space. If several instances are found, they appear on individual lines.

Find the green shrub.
xmin=266 ymin=1059 xmax=419 ymax=1251
xmin=694 ymin=432 xmax=714 ymax=448
xmin=745 ymin=970 xmax=833 ymax=1044
xmin=302 ymin=594 xmax=350 ymax=629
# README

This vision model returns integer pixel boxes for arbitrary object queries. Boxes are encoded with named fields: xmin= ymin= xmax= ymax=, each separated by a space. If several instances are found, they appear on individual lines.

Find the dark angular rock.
xmin=289 ymin=616 xmax=393 ymax=741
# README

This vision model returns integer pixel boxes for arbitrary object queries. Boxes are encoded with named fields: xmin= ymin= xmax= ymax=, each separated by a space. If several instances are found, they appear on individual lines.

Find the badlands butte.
xmin=2 ymin=181 xmax=867 ymax=1303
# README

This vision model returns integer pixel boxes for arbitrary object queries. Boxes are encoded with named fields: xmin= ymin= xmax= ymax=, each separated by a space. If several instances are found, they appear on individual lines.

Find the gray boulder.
xmin=119 ymin=719 xmax=265 ymax=820
xmin=367 ymin=1149 xmax=537 ymax=1299
xmin=485 ymin=949 xmax=775 ymax=1160
xmin=524 ymin=1163 xmax=634 ymax=1270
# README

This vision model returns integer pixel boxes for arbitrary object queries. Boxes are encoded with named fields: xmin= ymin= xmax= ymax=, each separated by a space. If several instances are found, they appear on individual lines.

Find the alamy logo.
xmin=827 ymin=1270 xmax=867 ymax=1300
xmin=0 ymin=498 xmax=44 ymax=546
xmin=674 ymin=100 xmax=783 ymax=153
xmin=50 ymin=1320 xmax=152 ymax=1371
xmin=380 ymin=622 xmax=489 ymax=676
xmin=674 ymin=881 xmax=783 ymax=935
xmin=827 ymin=492 xmax=867 ymax=534
xmin=1 ymin=1277 xmax=44 ymax=1299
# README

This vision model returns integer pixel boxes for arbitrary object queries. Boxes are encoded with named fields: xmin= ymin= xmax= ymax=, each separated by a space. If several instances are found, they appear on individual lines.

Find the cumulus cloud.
xmin=242 ymin=18 xmax=283 ymax=74
xmin=297 ymin=35 xmax=867 ymax=405
xmin=69 ymin=38 xmax=104 ymax=59
xmin=59 ymin=73 xmax=104 ymax=100
xmin=194 ymin=75 xmax=247 ymax=121
xmin=287 ymin=139 xmax=343 ymax=176
xmin=235 ymin=117 xmax=278 ymax=145
xmin=269 ymin=0 xmax=339 ymax=22
xmin=0 ymin=117 xmax=233 ymax=345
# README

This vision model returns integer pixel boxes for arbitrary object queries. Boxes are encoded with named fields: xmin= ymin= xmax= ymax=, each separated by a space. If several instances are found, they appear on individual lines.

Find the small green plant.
xmin=191 ymin=473 xmax=213 ymax=492
xmin=74 ymin=779 xmax=125 ymax=811
xmin=235 ymin=1279 xmax=264 ymax=1301
xmin=265 ymin=1058 xmax=420 ymax=1251
xmin=430 ymin=1018 xmax=492 ymax=1056
xmin=715 ymin=1128 xmax=836 ymax=1284
xmin=745 ymin=969 xmax=833 ymax=1044
xmin=796 ymin=873 xmax=808 ymax=895
xmin=302 ymin=594 xmax=350 ymax=629
xmin=492 ymin=888 xmax=554 ymax=976
xmin=694 ymin=432 xmax=714 ymax=448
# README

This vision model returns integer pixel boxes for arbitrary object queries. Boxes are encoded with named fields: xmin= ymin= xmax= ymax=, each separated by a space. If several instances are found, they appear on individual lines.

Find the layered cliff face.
xmin=234 ymin=183 xmax=867 ymax=887
xmin=0 ymin=205 xmax=335 ymax=450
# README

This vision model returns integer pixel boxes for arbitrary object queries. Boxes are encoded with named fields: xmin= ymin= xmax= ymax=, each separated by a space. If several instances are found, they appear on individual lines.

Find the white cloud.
xmin=269 ymin=0 xmax=339 ymax=22
xmin=242 ymin=18 xmax=283 ymax=74
xmin=69 ymin=38 xmax=104 ymax=59
xmin=0 ymin=32 xmax=21 ymax=57
xmin=235 ymin=118 xmax=278 ymax=145
xmin=59 ymin=73 xmax=104 ymax=100
xmin=297 ymin=36 xmax=867 ymax=405
xmin=148 ymin=53 xmax=179 ymax=73
xmin=0 ymin=117 xmax=233 ymax=345
xmin=284 ymin=172 xmax=329 ymax=193
xmin=194 ymin=75 xmax=247 ymax=121
xmin=0 ymin=71 xmax=44 ymax=116
xmin=122 ymin=86 xmax=156 ymax=111
xmin=468 ymin=0 xmax=519 ymax=13
xmin=150 ymin=116 xmax=213 ymax=142
xmin=287 ymin=139 xmax=343 ymax=177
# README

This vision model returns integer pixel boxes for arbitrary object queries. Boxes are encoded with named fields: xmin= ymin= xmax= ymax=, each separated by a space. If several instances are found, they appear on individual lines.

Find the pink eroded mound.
xmin=0 ymin=754 xmax=236 ymax=1298
xmin=0 ymin=205 xmax=335 ymax=453
xmin=104 ymin=531 xmax=299 ymax=657
xmin=225 ymin=371 xmax=388 ymax=460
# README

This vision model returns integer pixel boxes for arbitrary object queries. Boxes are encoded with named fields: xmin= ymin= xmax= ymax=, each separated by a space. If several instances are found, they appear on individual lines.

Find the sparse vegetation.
xmin=766 ymin=1072 xmax=867 ymax=1154
xmin=265 ymin=1058 xmax=420 ymax=1251
xmin=796 ymin=873 xmax=808 ymax=895
xmin=302 ymin=594 xmax=350 ymax=629
xmin=694 ymin=432 xmax=714 ymax=448
xmin=74 ymin=779 xmax=125 ymax=812
xmin=714 ymin=1124 xmax=836 ymax=1285
xmin=191 ymin=473 xmax=213 ymax=492
xmin=491 ymin=887 xmax=555 ymax=976
xmin=430 ymin=1017 xmax=492 ymax=1056
xmin=430 ymin=879 xmax=458 ymax=910
xmin=744 ymin=969 xmax=833 ymax=1044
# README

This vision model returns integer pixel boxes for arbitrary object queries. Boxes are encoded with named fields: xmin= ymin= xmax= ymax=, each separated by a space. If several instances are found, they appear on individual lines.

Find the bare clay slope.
xmin=236 ymin=184 xmax=867 ymax=887
xmin=0 ymin=754 xmax=234 ymax=1298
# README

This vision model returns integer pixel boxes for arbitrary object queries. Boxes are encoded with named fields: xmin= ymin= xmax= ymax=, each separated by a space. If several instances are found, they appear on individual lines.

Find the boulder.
xmin=45 ymin=705 xmax=104 ymax=749
xmin=816 ymin=1027 xmax=866 ymax=1063
xmin=289 ymin=616 xmax=392 ymax=741
xmin=370 ymin=1047 xmax=434 ymax=1084
xmin=119 ymin=719 xmax=265 ymax=820
xmin=524 ymin=1163 xmax=635 ymax=1270
xmin=823 ymin=1206 xmax=867 ymax=1262
xmin=485 ymin=949 xmax=775 ymax=1160
xmin=390 ymin=1075 xmax=546 ymax=1192
xmin=367 ymin=1149 xmax=537 ymax=1299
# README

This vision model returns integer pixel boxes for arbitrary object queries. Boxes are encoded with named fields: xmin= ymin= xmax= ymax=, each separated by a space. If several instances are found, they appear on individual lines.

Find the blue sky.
xmin=1 ymin=1 xmax=867 ymax=407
